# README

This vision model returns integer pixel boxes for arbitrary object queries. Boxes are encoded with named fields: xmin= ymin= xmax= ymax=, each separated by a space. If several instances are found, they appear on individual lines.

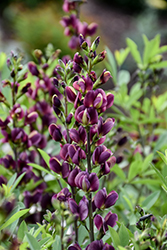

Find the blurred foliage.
xmin=2 ymin=2 xmax=73 ymax=58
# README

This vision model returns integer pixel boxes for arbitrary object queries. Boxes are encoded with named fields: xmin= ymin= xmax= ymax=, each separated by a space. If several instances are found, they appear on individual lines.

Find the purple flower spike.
xmin=49 ymin=123 xmax=62 ymax=142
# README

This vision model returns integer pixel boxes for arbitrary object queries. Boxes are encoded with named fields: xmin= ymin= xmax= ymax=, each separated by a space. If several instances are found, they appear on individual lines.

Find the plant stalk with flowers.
xmin=48 ymin=33 xmax=118 ymax=249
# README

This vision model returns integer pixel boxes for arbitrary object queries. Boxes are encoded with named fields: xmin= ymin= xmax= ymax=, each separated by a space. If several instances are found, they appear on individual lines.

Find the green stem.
xmin=61 ymin=214 xmax=64 ymax=250
xmin=86 ymin=127 xmax=94 ymax=242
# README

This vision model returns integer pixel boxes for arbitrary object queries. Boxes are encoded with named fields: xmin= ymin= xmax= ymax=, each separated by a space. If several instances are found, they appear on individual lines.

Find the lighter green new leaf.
xmin=126 ymin=38 xmax=142 ymax=64
xmin=25 ymin=233 xmax=40 ymax=250
xmin=0 ymin=209 xmax=30 ymax=231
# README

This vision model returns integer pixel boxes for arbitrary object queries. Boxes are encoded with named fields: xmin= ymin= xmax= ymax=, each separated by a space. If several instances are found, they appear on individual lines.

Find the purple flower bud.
xmin=93 ymin=188 xmax=118 ymax=210
xmin=85 ymin=240 xmax=103 ymax=250
xmin=11 ymin=128 xmax=28 ymax=144
xmin=66 ymin=113 xmax=73 ymax=124
xmin=66 ymin=86 xmax=77 ymax=103
xmin=106 ymin=93 xmax=114 ymax=109
xmin=10 ymin=104 xmax=24 ymax=120
xmin=62 ymin=0 xmax=76 ymax=13
xmin=49 ymin=157 xmax=61 ymax=174
xmin=0 ymin=175 xmax=7 ymax=186
xmin=28 ymin=62 xmax=39 ymax=76
xmin=0 ymin=155 xmax=16 ymax=169
xmin=25 ymin=111 xmax=38 ymax=124
xmin=52 ymin=188 xmax=71 ymax=202
xmin=75 ymin=105 xmax=98 ymax=125
xmin=92 ymin=145 xmax=112 ymax=165
xmin=98 ymin=117 xmax=115 ymax=136
xmin=100 ymin=70 xmax=111 ymax=84
xmin=87 ymin=22 xmax=98 ymax=36
xmin=49 ymin=123 xmax=62 ymax=142
xmin=68 ymin=242 xmax=82 ymax=250
xmin=0 ymin=92 xmax=6 ymax=102
xmin=94 ymin=211 xmax=118 ymax=234
xmin=21 ymin=83 xmax=31 ymax=94
xmin=28 ymin=130 xmax=42 ymax=146
xmin=92 ymin=51 xmax=106 ymax=65
xmin=68 ymin=196 xmax=88 ymax=221
xmin=91 ymin=36 xmax=100 ymax=52
xmin=68 ymin=167 xmax=81 ymax=186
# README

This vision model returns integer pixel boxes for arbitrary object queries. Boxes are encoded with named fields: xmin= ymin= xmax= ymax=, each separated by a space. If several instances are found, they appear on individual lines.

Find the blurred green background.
xmin=0 ymin=0 xmax=167 ymax=62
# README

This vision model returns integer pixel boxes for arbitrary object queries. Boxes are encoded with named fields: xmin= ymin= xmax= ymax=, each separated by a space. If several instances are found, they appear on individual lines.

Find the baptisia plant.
xmin=48 ymin=34 xmax=118 ymax=249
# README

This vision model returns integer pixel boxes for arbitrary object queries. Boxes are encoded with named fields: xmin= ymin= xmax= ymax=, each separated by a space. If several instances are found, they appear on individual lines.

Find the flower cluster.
xmin=48 ymin=34 xmax=118 ymax=249
xmin=61 ymin=0 xmax=98 ymax=49
xmin=0 ymin=49 xmax=61 ymax=222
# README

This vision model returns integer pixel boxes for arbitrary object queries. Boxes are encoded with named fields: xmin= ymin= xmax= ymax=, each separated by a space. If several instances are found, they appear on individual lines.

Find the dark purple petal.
xmin=89 ymin=173 xmax=99 ymax=191
xmin=103 ymin=243 xmax=115 ymax=250
xmin=66 ymin=86 xmax=77 ymax=103
xmin=84 ymin=90 xmax=95 ymax=107
xmin=94 ymin=214 xmax=104 ymax=230
xmin=49 ymin=123 xmax=62 ymax=142
xmin=69 ymin=129 xmax=80 ymax=143
xmin=79 ymin=196 xmax=88 ymax=221
xmin=68 ymin=198 xmax=79 ymax=215
xmin=106 ymin=93 xmax=114 ymax=109
xmin=68 ymin=167 xmax=81 ymax=186
xmin=105 ymin=191 xmax=118 ymax=208
xmin=87 ymin=107 xmax=98 ymax=125
xmin=28 ymin=62 xmax=39 ymax=76
xmin=94 ymin=188 xmax=107 ymax=209
xmin=68 ymin=242 xmax=82 ymax=250
xmin=105 ymin=211 xmax=118 ymax=228
xmin=86 ymin=240 xmax=103 ymax=250
xmin=62 ymin=162 xmax=70 ymax=178
xmin=98 ymin=150 xmax=112 ymax=164
xmin=49 ymin=157 xmax=61 ymax=174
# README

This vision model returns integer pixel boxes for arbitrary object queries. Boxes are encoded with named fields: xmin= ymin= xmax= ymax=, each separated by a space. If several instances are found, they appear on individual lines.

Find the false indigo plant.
xmin=48 ymin=34 xmax=118 ymax=249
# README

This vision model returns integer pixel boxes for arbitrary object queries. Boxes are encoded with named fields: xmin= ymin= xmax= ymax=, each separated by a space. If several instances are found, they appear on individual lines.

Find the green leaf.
xmin=105 ymin=46 xmax=117 ymax=84
xmin=118 ymin=247 xmax=127 ymax=250
xmin=142 ymin=153 xmax=154 ymax=172
xmin=37 ymin=148 xmax=50 ymax=167
xmin=126 ymin=38 xmax=142 ymax=64
xmin=52 ymin=235 xmax=61 ymax=250
xmin=109 ymin=226 xmax=120 ymax=248
xmin=117 ymin=70 xmax=130 ymax=86
xmin=0 ymin=52 xmax=7 ymax=70
xmin=17 ymin=221 xmax=28 ymax=241
xmin=25 ymin=233 xmax=40 ymax=250
xmin=7 ymin=173 xmax=17 ymax=187
xmin=115 ymin=47 xmax=130 ymax=67
xmin=111 ymin=164 xmax=126 ymax=180
xmin=150 ymin=60 xmax=167 ymax=69
xmin=142 ymin=190 xmax=160 ymax=210
xmin=157 ymin=151 xmax=167 ymax=165
xmin=39 ymin=236 xmax=52 ymax=247
xmin=128 ymin=160 xmax=141 ymax=181
xmin=143 ymin=34 xmax=160 ymax=65
xmin=0 ymin=209 xmax=29 ymax=231
xmin=33 ymin=224 xmax=45 ymax=238
xmin=10 ymin=172 xmax=26 ymax=192
xmin=151 ymin=163 xmax=167 ymax=186
xmin=122 ymin=195 xmax=133 ymax=212
xmin=28 ymin=163 xmax=52 ymax=176
xmin=153 ymin=132 xmax=167 ymax=153
xmin=118 ymin=224 xmax=129 ymax=247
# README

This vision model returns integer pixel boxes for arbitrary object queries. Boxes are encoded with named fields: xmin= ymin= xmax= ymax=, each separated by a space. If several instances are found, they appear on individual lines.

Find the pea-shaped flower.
xmin=93 ymin=187 xmax=118 ymax=209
